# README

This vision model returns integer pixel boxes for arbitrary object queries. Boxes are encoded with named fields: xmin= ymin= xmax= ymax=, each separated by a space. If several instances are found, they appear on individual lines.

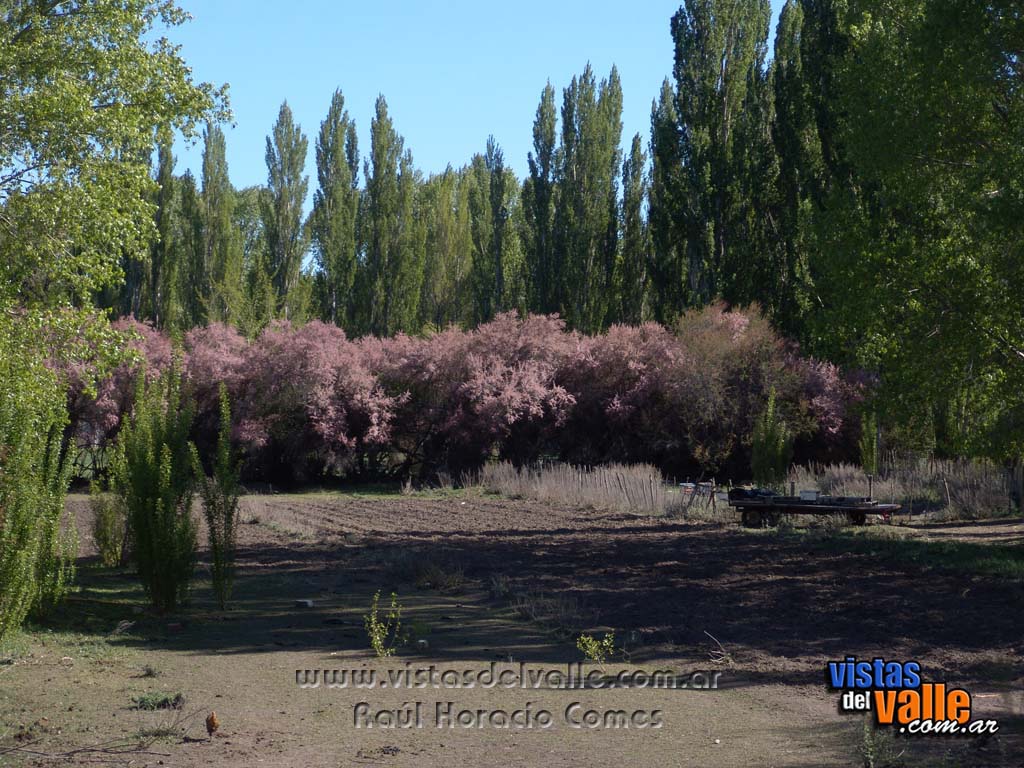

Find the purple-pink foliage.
xmin=67 ymin=317 xmax=172 ymax=448
xmin=69 ymin=307 xmax=863 ymax=482
xmin=366 ymin=313 xmax=576 ymax=474
xmin=230 ymin=321 xmax=399 ymax=481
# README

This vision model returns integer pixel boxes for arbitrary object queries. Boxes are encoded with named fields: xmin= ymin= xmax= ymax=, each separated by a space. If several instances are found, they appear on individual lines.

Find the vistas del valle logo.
xmin=827 ymin=657 xmax=999 ymax=736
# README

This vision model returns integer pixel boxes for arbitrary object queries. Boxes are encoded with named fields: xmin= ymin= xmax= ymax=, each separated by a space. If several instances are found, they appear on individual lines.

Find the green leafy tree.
xmin=0 ymin=1 xmax=225 ymax=312
xmin=554 ymin=64 xmax=623 ymax=332
xmin=803 ymin=0 xmax=1024 ymax=460
xmin=311 ymin=89 xmax=360 ymax=326
xmin=618 ymin=133 xmax=649 ymax=323
xmin=262 ymin=102 xmax=309 ymax=320
xmin=202 ymin=123 xmax=244 ymax=325
xmin=0 ymin=1 xmax=222 ymax=637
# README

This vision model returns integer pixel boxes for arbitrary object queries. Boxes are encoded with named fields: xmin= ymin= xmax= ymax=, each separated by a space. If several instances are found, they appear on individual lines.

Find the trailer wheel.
xmin=764 ymin=512 xmax=781 ymax=528
xmin=741 ymin=509 xmax=763 ymax=528
xmin=846 ymin=511 xmax=867 ymax=526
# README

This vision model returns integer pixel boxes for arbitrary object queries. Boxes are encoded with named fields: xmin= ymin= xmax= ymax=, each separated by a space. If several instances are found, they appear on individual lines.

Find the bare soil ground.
xmin=1 ymin=491 xmax=1021 ymax=767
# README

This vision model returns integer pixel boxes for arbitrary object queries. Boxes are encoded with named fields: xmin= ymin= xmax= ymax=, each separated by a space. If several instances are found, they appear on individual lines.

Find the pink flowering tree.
xmin=182 ymin=322 xmax=250 ymax=462
xmin=65 ymin=317 xmax=173 ymax=462
xmin=369 ymin=313 xmax=577 ymax=477
xmin=230 ymin=321 xmax=398 ymax=483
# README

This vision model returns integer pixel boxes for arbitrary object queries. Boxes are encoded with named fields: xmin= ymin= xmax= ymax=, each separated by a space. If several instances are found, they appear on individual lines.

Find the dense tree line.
xmin=87 ymin=0 xmax=1024 ymax=462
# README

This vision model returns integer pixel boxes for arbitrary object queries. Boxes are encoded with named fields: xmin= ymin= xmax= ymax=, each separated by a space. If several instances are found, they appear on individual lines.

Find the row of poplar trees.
xmin=102 ymin=0 xmax=1024 ymax=460
xmin=106 ymin=1 xmax=785 ymax=338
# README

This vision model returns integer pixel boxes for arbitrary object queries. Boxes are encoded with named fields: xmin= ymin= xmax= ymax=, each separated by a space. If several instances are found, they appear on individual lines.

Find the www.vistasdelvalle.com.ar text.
xmin=295 ymin=662 xmax=722 ymax=691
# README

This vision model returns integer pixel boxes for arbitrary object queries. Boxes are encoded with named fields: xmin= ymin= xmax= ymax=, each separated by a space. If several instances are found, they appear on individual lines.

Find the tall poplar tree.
xmin=175 ymin=170 xmax=206 ymax=329
xmin=554 ymin=64 xmax=623 ymax=332
xmin=618 ymin=133 xmax=649 ymax=323
xmin=262 ymin=101 xmax=309 ymax=319
xmin=523 ymin=83 xmax=558 ymax=314
xmin=360 ymin=96 xmax=424 ymax=335
xmin=648 ymin=79 xmax=687 ymax=324
xmin=311 ymin=89 xmax=360 ymax=325
xmin=468 ymin=137 xmax=511 ymax=323
xmin=234 ymin=186 xmax=276 ymax=337
xmin=770 ymin=0 xmax=820 ymax=336
xmin=418 ymin=167 xmax=472 ymax=329
xmin=149 ymin=131 xmax=178 ymax=329
xmin=670 ymin=0 xmax=771 ymax=304
xmin=202 ymin=122 xmax=243 ymax=324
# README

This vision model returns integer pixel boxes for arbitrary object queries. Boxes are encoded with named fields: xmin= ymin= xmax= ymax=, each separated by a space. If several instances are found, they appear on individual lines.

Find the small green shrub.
xmin=133 ymin=691 xmax=185 ymax=710
xmin=751 ymin=388 xmax=792 ymax=490
xmin=859 ymin=411 xmax=879 ymax=476
xmin=89 ymin=484 xmax=127 ymax=568
xmin=364 ymin=590 xmax=403 ymax=658
xmin=859 ymin=715 xmax=904 ymax=768
xmin=111 ymin=364 xmax=197 ymax=613
xmin=191 ymin=385 xmax=240 ymax=610
xmin=577 ymin=631 xmax=616 ymax=667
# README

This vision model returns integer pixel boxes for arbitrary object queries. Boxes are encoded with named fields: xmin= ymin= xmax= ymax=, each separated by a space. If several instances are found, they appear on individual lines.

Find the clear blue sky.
xmin=168 ymin=1 xmax=786 ymax=198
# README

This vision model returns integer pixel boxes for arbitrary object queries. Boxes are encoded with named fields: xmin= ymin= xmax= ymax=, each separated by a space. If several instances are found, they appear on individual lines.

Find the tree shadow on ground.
xmin=48 ymin=502 xmax=1024 ymax=696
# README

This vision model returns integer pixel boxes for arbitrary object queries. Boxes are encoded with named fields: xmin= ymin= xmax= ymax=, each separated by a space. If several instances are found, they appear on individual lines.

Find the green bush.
xmin=859 ymin=411 xmax=879 ymax=476
xmin=577 ymin=631 xmax=616 ymax=667
xmin=89 ymin=484 xmax=127 ymax=568
xmin=751 ymin=388 xmax=792 ymax=490
xmin=190 ymin=385 xmax=240 ymax=610
xmin=0 ymin=323 xmax=76 ymax=642
xmin=364 ymin=590 xmax=403 ymax=658
xmin=111 ymin=363 xmax=197 ymax=613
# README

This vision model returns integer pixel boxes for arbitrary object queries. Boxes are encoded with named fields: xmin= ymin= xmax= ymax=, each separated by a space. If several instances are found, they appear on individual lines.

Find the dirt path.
xmin=1 ymin=494 xmax=1021 ymax=766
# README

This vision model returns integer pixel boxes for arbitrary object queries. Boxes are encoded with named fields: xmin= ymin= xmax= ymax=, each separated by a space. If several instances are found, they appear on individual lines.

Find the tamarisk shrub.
xmin=557 ymin=322 xmax=681 ymax=467
xmin=69 ymin=308 xmax=862 ymax=482
xmin=110 ymin=362 xmax=197 ymax=612
xmin=673 ymin=303 xmax=793 ymax=474
xmin=559 ymin=304 xmax=824 ymax=477
xmin=233 ymin=321 xmax=397 ymax=483
xmin=182 ymin=322 xmax=249 ymax=461
xmin=65 ymin=317 xmax=173 ymax=465
xmin=368 ymin=313 xmax=576 ymax=475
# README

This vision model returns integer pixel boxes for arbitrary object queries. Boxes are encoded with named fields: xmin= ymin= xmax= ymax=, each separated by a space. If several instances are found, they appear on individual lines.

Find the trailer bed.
xmin=727 ymin=489 xmax=901 ymax=527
